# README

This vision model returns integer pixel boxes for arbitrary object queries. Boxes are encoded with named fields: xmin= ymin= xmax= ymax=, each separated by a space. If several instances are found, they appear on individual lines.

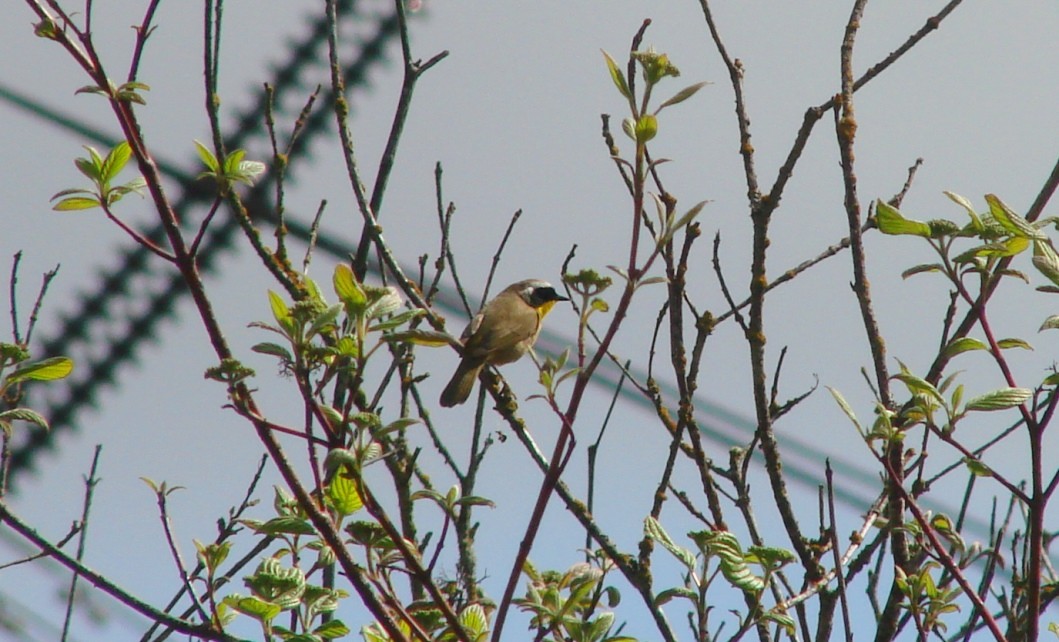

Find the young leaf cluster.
xmin=50 ymin=141 xmax=146 ymax=211
xmin=226 ymin=486 xmax=353 ymax=640
xmin=830 ymin=363 xmax=1031 ymax=451
xmin=602 ymin=47 xmax=707 ymax=147
xmin=895 ymin=561 xmax=963 ymax=636
xmin=250 ymin=264 xmax=421 ymax=391
xmin=195 ymin=140 xmax=266 ymax=197
xmin=223 ymin=555 xmax=350 ymax=641
xmin=75 ymin=79 xmax=151 ymax=105
xmin=877 ymin=194 xmax=1059 ymax=331
xmin=0 ymin=342 xmax=73 ymax=436
xmin=644 ymin=517 xmax=796 ymax=636
xmin=515 ymin=553 xmax=633 ymax=642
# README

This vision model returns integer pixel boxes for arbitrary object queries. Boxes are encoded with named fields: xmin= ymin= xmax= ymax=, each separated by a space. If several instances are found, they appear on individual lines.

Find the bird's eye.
xmin=530 ymin=286 xmax=563 ymax=306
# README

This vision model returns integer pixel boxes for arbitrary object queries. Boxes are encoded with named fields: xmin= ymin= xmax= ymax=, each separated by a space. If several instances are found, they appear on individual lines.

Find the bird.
xmin=440 ymin=279 xmax=568 ymax=407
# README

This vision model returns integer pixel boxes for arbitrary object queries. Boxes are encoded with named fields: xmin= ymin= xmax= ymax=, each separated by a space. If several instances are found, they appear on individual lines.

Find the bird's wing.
xmin=463 ymin=295 xmax=540 ymax=360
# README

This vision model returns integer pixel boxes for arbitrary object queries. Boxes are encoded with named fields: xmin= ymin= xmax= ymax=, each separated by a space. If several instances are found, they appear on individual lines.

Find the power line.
xmin=4 ymin=0 xmax=397 ymax=482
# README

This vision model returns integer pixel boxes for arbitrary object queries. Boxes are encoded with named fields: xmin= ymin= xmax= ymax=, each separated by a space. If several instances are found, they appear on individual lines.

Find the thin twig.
xmin=586 ymin=359 xmax=630 ymax=554
xmin=301 ymin=200 xmax=328 ymax=273
xmin=7 ymin=252 xmax=22 ymax=344
xmin=153 ymin=485 xmax=211 ymax=624
xmin=0 ymin=501 xmax=239 ymax=641
xmin=826 ymin=461 xmax=854 ymax=642
xmin=60 ymin=445 xmax=103 ymax=642
xmin=482 ymin=209 xmax=523 ymax=306
xmin=352 ymin=0 xmax=448 ymax=279
xmin=127 ymin=0 xmax=162 ymax=82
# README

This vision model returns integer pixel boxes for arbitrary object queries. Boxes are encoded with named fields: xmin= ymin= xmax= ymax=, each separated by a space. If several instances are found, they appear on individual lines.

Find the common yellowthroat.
xmin=440 ymin=279 xmax=568 ymax=407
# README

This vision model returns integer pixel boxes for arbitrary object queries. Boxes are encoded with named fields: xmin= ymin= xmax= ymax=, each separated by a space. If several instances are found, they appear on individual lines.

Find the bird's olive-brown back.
xmin=461 ymin=290 xmax=541 ymax=366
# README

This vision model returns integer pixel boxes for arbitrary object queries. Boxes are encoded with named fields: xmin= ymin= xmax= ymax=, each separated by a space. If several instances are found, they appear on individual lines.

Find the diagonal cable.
xmin=2 ymin=3 xmax=994 ymax=542
xmin=6 ymin=0 xmax=399 ymax=480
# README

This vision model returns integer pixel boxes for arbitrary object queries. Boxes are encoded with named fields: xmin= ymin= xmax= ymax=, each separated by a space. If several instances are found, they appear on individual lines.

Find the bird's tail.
xmin=440 ymin=360 xmax=483 ymax=407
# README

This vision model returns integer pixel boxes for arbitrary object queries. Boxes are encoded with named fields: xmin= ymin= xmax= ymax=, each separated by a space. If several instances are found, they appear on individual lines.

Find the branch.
xmin=0 ymin=501 xmax=239 ymax=641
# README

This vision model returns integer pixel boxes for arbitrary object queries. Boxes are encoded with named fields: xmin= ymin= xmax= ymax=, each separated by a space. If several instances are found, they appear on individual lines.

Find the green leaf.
xmin=643 ymin=517 xmax=696 ymax=570
xmin=962 ymin=457 xmax=993 ymax=477
xmin=362 ymin=624 xmax=391 ymax=642
xmin=251 ymin=342 xmax=293 ymax=362
xmin=52 ymin=196 xmax=102 ymax=211
xmin=333 ymin=264 xmax=365 ymax=311
xmin=964 ymin=387 xmax=1032 ymax=411
xmin=369 ymin=308 xmax=424 ymax=332
xmin=334 ymin=335 xmax=358 ymax=358
xmin=901 ymin=263 xmax=943 ymax=279
xmin=968 ymin=237 xmax=1023 ymax=259
xmin=458 ymin=603 xmax=489 ymax=641
xmin=1032 ymin=241 xmax=1059 ymax=286
xmin=223 ymin=149 xmax=246 ymax=174
xmin=267 ymin=290 xmax=290 ymax=326
xmin=222 ymin=595 xmax=282 ymax=622
xmin=74 ymin=155 xmax=100 ymax=182
xmin=114 ymin=81 xmax=150 ymax=105
xmin=892 ymin=368 xmax=944 ymax=402
xmin=101 ymin=141 xmax=132 ymax=185
xmin=314 ymin=619 xmax=351 ymax=639
xmin=6 ymin=356 xmax=74 ymax=384
xmin=242 ymin=516 xmax=316 ymax=536
xmin=692 ymin=530 xmax=765 ymax=593
xmin=671 ymin=200 xmax=707 ymax=234
xmin=601 ymin=50 xmax=631 ymax=100
xmin=875 ymin=200 xmax=931 ymax=237
xmin=761 ymin=610 xmax=797 ymax=635
xmin=1040 ymin=315 xmax=1059 ymax=331
xmin=826 ymin=386 xmax=863 ymax=435
xmin=999 ymin=267 xmax=1031 ymax=283
xmin=942 ymin=337 xmax=987 ymax=358
xmin=324 ymin=448 xmax=360 ymax=473
xmin=950 ymin=383 xmax=964 ymax=412
xmin=385 ymin=329 xmax=458 ymax=348
xmin=997 ymin=338 xmax=1032 ymax=351
xmin=944 ymin=191 xmax=984 ymax=230
xmin=377 ymin=417 xmax=420 ymax=437
xmin=364 ymin=287 xmax=402 ymax=320
xmin=747 ymin=545 xmax=796 ymax=570
xmin=308 ymin=303 xmax=343 ymax=337
xmin=986 ymin=193 xmax=1043 ymax=239
xmin=34 ymin=18 xmax=59 ymax=39
xmin=237 ymin=160 xmax=267 ymax=184
xmin=634 ymin=114 xmax=658 ymax=143
xmin=303 ymin=584 xmax=345 ymax=615
xmin=0 ymin=408 xmax=49 ymax=431
xmin=927 ymin=218 xmax=961 ymax=237
xmin=194 ymin=539 xmax=231 ymax=572
xmin=654 ymin=586 xmax=697 ymax=606
xmin=588 ymin=612 xmax=615 ymax=642
xmin=327 ymin=473 xmax=364 ymax=517
xmin=655 ymin=81 xmax=709 ymax=112
xmin=456 ymin=494 xmax=496 ymax=509
xmin=194 ymin=140 xmax=219 ymax=172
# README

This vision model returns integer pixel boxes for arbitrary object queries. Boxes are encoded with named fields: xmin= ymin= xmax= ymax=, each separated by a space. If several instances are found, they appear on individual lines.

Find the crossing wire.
xmin=6 ymin=0 xmax=398 ymax=480
xmin=2 ymin=4 xmax=995 ymax=542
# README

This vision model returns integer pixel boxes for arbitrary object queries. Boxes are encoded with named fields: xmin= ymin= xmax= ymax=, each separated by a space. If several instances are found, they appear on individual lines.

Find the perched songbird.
xmin=440 ymin=279 xmax=568 ymax=407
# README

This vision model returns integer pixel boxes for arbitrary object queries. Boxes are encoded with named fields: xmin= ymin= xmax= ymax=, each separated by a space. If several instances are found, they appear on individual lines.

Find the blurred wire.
xmin=3 ymin=0 xmax=395 ymax=482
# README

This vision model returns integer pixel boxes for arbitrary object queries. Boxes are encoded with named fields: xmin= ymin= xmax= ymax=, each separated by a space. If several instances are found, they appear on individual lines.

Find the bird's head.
xmin=511 ymin=279 xmax=568 ymax=318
